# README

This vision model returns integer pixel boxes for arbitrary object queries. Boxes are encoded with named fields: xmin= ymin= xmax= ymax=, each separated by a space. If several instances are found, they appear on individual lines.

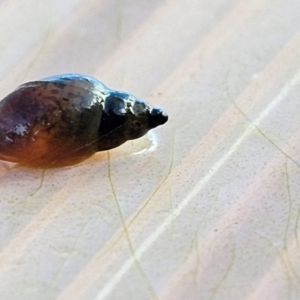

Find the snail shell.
xmin=0 ymin=74 xmax=168 ymax=167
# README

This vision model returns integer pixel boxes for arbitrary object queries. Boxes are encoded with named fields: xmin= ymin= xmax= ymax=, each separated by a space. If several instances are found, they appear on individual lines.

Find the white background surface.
xmin=0 ymin=0 xmax=300 ymax=299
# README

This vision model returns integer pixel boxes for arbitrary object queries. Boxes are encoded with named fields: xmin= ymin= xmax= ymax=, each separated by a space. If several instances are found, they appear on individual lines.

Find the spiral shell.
xmin=0 ymin=74 xmax=168 ymax=167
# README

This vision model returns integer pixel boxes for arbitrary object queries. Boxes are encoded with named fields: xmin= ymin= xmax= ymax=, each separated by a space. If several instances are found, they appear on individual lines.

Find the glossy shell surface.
xmin=0 ymin=74 xmax=168 ymax=167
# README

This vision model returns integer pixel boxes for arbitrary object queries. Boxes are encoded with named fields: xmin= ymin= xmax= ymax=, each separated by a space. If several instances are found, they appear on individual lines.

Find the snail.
xmin=0 ymin=74 xmax=168 ymax=168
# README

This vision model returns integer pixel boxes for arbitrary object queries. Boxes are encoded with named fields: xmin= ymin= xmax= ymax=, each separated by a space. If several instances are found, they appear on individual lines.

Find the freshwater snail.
xmin=0 ymin=74 xmax=168 ymax=168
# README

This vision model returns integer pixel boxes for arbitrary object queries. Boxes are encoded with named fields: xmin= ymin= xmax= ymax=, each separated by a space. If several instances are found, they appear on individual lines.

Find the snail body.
xmin=0 ymin=74 xmax=168 ymax=167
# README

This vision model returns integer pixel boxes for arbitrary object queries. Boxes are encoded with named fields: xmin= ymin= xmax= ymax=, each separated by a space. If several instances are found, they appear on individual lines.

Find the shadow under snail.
xmin=0 ymin=74 xmax=168 ymax=168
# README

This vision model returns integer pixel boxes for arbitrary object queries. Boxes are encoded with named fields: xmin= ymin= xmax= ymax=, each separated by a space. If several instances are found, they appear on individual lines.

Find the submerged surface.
xmin=0 ymin=1 xmax=299 ymax=300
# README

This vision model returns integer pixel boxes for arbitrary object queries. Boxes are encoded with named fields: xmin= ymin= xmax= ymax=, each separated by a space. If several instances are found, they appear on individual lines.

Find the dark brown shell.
xmin=0 ymin=74 xmax=168 ymax=167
